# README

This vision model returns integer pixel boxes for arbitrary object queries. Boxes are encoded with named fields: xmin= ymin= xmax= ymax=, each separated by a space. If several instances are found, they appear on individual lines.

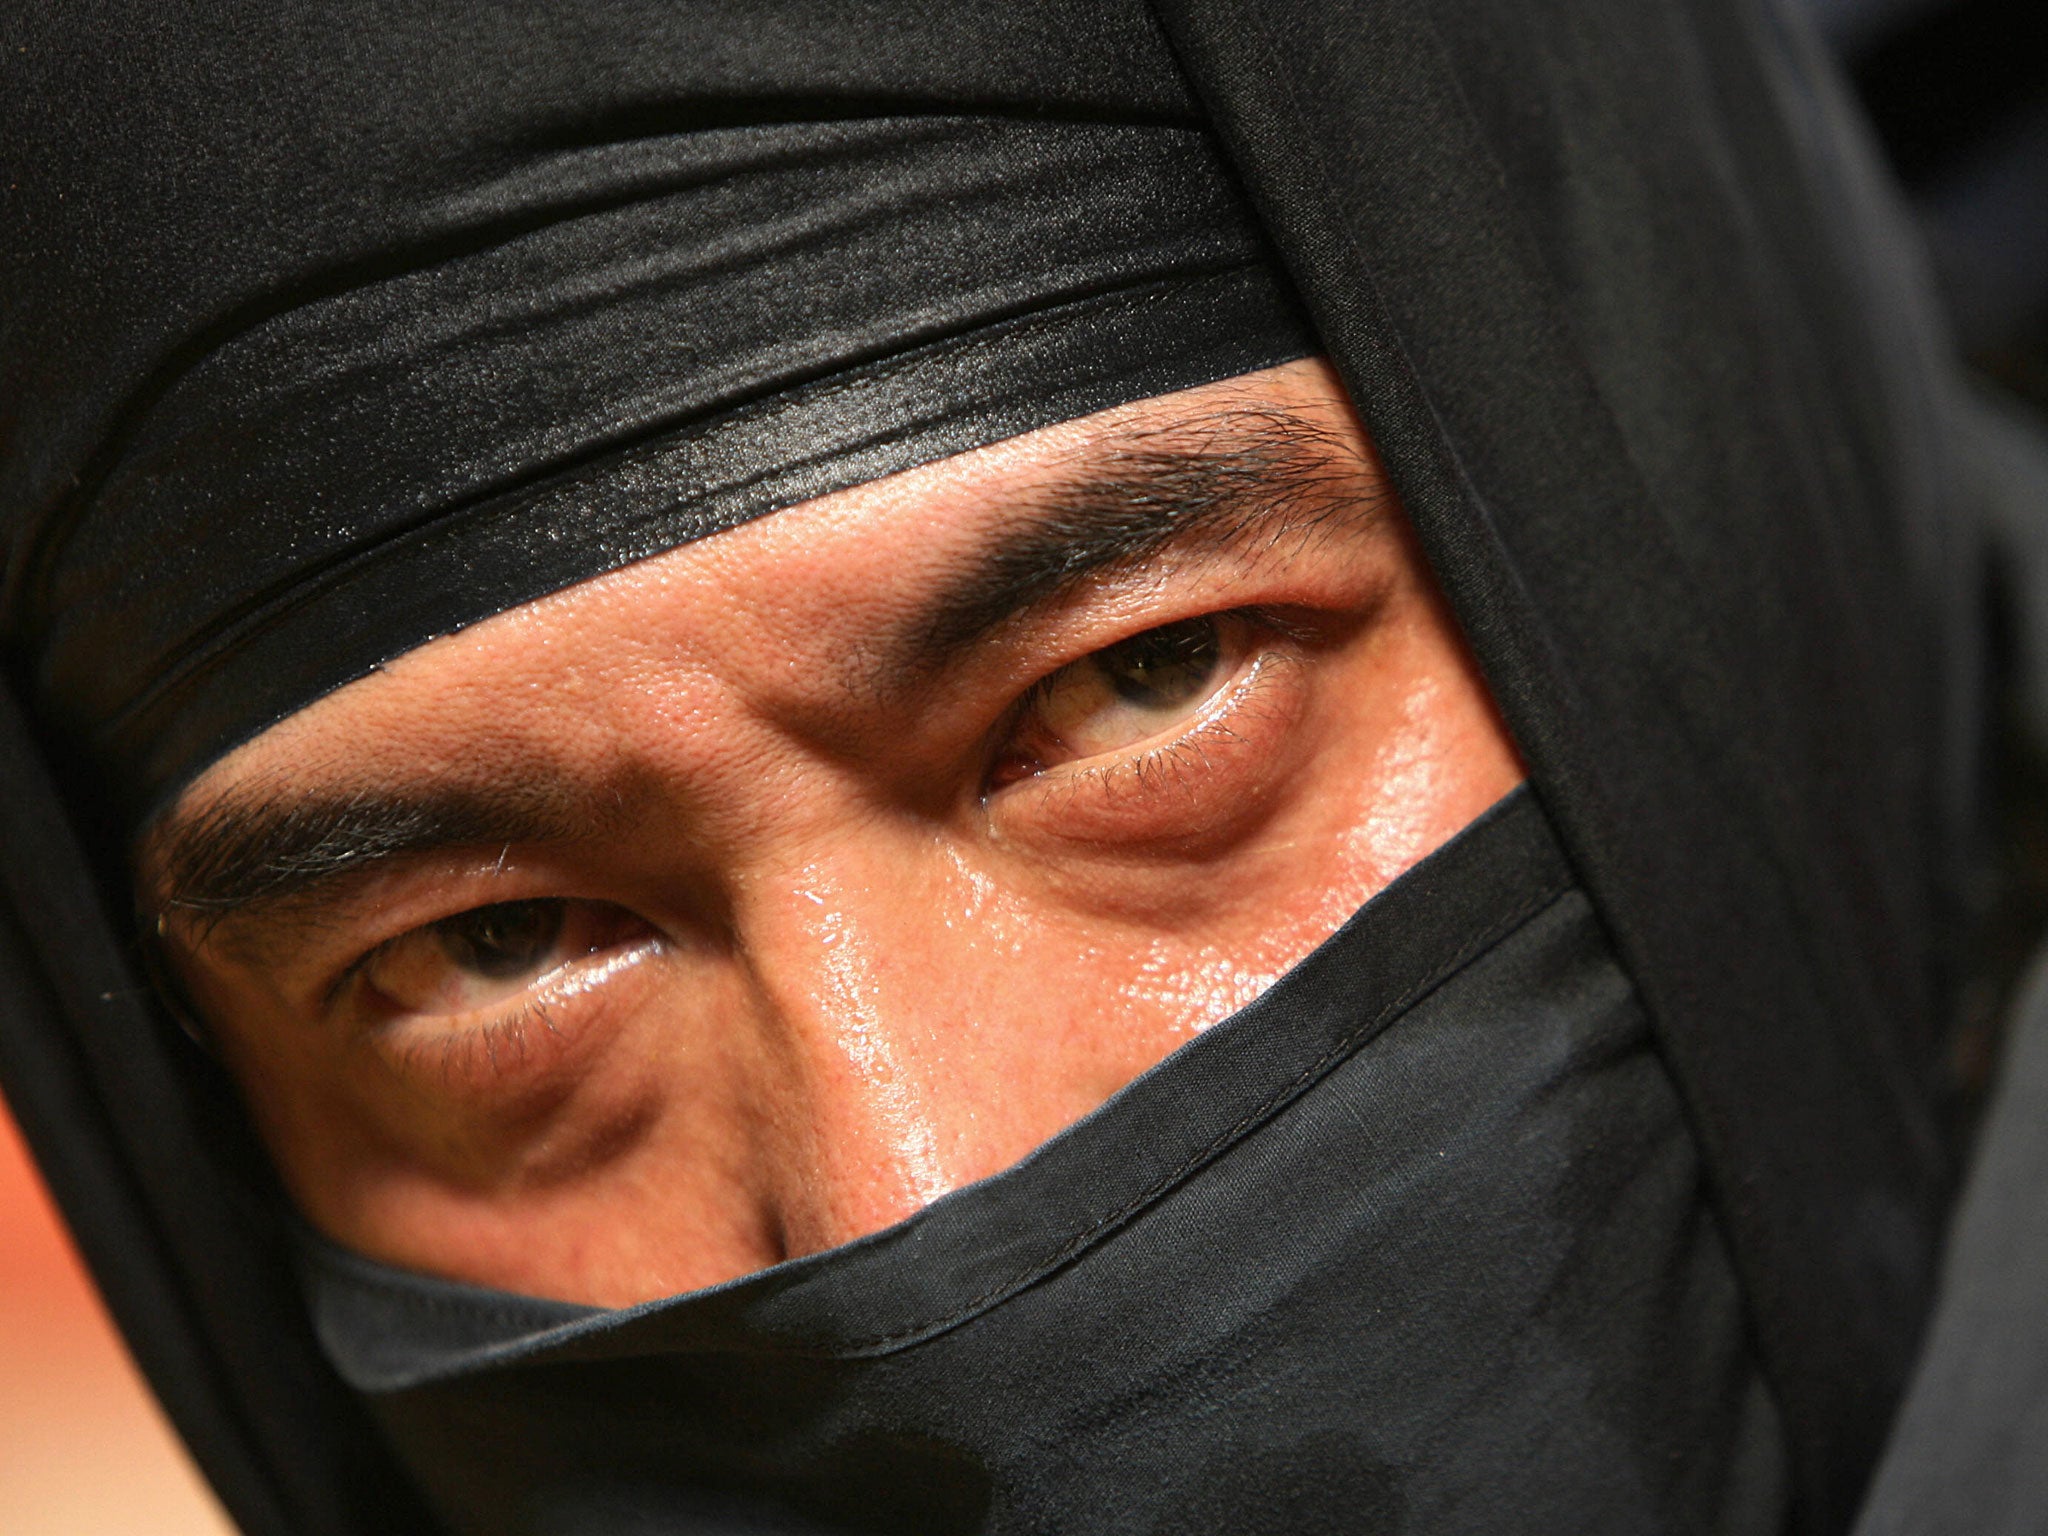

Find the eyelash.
xmin=989 ymin=604 xmax=1310 ymax=796
xmin=383 ymin=996 xmax=563 ymax=1087
xmin=1034 ymin=652 xmax=1279 ymax=796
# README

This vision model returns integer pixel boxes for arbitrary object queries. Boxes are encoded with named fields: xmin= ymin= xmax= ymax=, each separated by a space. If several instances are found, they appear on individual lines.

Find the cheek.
xmin=252 ymin=959 xmax=799 ymax=1293
xmin=1341 ymin=605 xmax=1524 ymax=885
xmin=1339 ymin=671 xmax=1485 ymax=891
xmin=1284 ymin=610 xmax=1521 ymax=930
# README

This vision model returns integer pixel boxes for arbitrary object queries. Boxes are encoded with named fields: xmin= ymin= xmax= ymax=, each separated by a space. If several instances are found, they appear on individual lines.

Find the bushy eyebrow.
xmin=892 ymin=403 xmax=1382 ymax=678
xmin=144 ymin=402 xmax=1387 ymax=928
xmin=145 ymin=775 xmax=604 ymax=931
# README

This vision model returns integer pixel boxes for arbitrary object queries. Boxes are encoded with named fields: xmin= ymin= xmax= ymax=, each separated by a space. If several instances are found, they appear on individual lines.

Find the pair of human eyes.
xmin=357 ymin=610 xmax=1269 ymax=1024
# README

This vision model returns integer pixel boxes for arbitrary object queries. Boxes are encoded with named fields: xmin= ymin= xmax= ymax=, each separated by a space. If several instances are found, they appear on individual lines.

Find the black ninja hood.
xmin=0 ymin=3 xmax=1990 ymax=1531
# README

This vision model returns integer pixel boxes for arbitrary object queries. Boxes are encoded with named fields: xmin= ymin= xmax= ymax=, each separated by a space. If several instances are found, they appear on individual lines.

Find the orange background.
xmin=0 ymin=1092 xmax=235 ymax=1534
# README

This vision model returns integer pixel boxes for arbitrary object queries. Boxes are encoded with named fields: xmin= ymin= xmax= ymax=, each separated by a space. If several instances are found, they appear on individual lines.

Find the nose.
xmin=715 ymin=818 xmax=1186 ymax=1264
xmin=729 ymin=834 xmax=983 ymax=1255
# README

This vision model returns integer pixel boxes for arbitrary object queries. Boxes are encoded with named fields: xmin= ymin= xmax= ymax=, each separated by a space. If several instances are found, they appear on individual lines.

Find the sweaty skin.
xmin=146 ymin=360 xmax=1523 ymax=1307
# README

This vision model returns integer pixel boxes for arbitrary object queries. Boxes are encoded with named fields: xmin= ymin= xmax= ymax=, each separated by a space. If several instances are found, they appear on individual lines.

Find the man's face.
xmin=143 ymin=360 xmax=1520 ymax=1307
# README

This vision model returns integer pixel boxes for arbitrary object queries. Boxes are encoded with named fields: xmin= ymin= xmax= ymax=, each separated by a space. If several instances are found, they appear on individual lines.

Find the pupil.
xmin=436 ymin=900 xmax=564 ymax=980
xmin=1101 ymin=617 xmax=1221 ymax=707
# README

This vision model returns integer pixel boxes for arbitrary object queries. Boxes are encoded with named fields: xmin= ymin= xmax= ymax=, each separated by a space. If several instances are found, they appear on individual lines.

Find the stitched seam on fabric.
xmin=327 ymin=1282 xmax=581 ymax=1331
xmin=839 ymin=870 xmax=1575 ymax=1357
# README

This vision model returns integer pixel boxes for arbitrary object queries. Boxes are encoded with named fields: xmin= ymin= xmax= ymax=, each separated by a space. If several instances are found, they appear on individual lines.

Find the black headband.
xmin=5 ymin=111 xmax=1309 ymax=823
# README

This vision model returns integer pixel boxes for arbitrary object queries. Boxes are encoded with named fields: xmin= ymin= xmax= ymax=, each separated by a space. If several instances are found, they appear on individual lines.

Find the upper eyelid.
xmin=162 ymin=844 xmax=558 ymax=968
xmin=326 ymin=928 xmax=407 ymax=1013
xmin=874 ymin=512 xmax=1373 ymax=709
xmin=1019 ymin=602 xmax=1302 ymax=695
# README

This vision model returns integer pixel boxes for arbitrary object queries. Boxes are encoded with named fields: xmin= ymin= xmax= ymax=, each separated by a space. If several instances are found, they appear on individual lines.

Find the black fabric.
xmin=1144 ymin=2 xmax=1981 ymax=1525
xmin=0 ymin=23 xmax=1312 ymax=821
xmin=0 ymin=3 xmax=2008 ymax=1535
xmin=1851 ymin=937 xmax=2048 ymax=1535
xmin=303 ymin=791 xmax=1790 ymax=1536
xmin=0 ymin=677 xmax=439 ymax=1535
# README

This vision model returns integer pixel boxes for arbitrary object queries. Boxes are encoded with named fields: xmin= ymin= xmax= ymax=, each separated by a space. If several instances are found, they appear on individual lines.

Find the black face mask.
xmin=304 ymin=789 xmax=1789 ymax=1535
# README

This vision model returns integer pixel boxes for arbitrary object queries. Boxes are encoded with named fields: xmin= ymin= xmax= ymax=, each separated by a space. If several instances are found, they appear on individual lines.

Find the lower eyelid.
xmin=1074 ymin=655 xmax=1283 ymax=783
xmin=381 ymin=999 xmax=564 ymax=1092
xmin=362 ymin=940 xmax=657 ymax=1097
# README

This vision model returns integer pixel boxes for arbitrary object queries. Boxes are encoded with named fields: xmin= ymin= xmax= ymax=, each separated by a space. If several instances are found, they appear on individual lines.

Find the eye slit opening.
xmin=357 ymin=898 xmax=656 ymax=1021
xmin=435 ymin=899 xmax=566 ymax=980
xmin=1096 ymin=616 xmax=1223 ymax=708
xmin=990 ymin=612 xmax=1258 ymax=791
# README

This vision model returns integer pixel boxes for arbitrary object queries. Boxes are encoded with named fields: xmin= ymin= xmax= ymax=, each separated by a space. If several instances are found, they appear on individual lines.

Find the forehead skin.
xmin=145 ymin=360 xmax=1523 ymax=1307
